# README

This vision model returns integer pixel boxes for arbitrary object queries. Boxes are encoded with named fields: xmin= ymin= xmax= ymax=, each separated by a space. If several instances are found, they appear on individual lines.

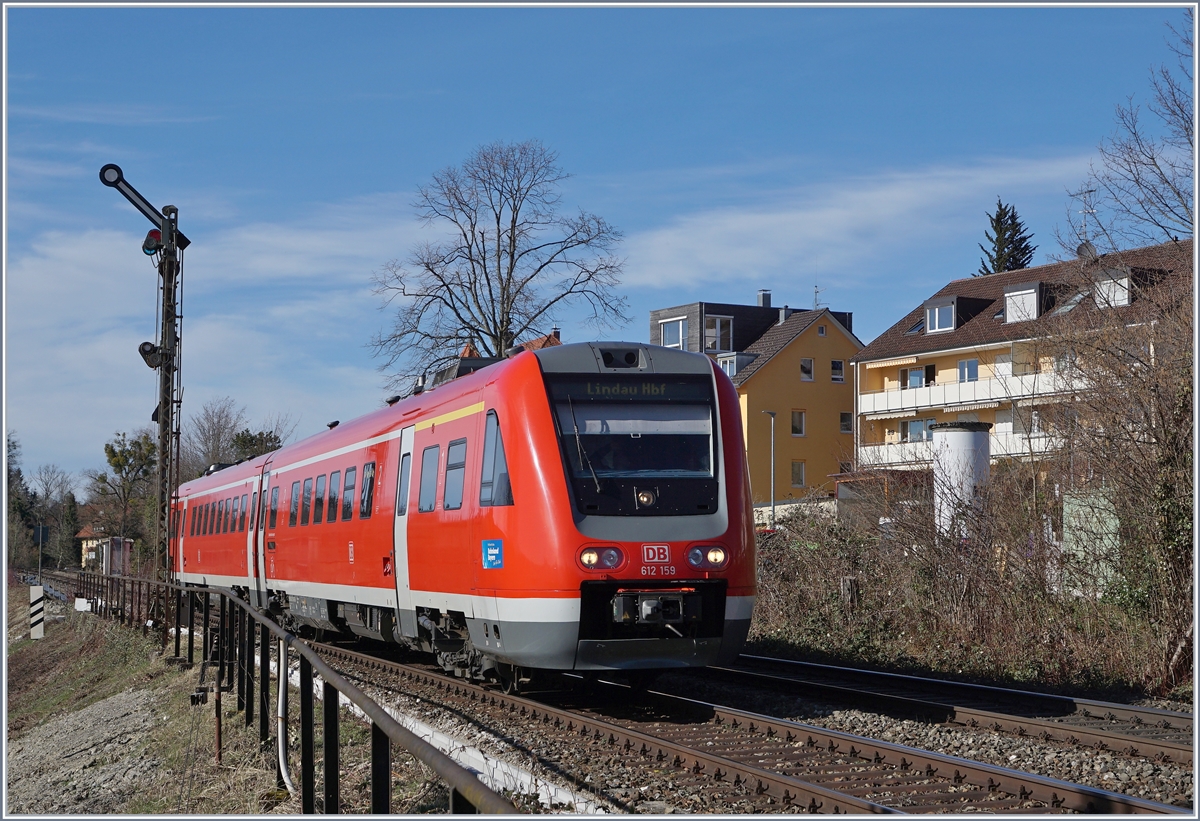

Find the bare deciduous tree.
xmin=30 ymin=463 xmax=78 ymax=569
xmin=372 ymin=139 xmax=630 ymax=391
xmin=1063 ymin=10 xmax=1193 ymax=251
xmin=180 ymin=397 xmax=297 ymax=479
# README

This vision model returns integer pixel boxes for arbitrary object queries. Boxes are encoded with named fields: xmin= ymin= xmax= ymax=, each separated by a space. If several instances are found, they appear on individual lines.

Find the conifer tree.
xmin=977 ymin=198 xmax=1037 ymax=275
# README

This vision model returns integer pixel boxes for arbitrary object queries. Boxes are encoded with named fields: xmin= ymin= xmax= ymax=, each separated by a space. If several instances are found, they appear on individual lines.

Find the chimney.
xmin=778 ymin=305 xmax=792 ymax=325
xmin=757 ymin=289 xmax=771 ymax=309
xmin=551 ymin=326 xmax=560 ymax=341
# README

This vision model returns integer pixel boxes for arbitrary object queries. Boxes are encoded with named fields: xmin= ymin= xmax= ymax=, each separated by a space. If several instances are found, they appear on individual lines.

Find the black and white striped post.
xmin=30 ymin=586 xmax=44 ymax=640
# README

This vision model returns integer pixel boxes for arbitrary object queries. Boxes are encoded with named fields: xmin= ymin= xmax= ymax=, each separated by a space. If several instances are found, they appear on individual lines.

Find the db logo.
xmin=642 ymin=545 xmax=669 ymax=563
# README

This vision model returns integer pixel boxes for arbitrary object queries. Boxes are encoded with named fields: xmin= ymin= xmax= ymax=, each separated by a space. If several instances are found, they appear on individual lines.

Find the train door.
xmin=391 ymin=425 xmax=417 ymax=638
xmin=250 ymin=459 xmax=273 ymax=608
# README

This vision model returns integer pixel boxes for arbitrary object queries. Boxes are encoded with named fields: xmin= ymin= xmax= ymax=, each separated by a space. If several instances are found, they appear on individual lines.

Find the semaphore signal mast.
xmin=99 ymin=164 xmax=190 ymax=581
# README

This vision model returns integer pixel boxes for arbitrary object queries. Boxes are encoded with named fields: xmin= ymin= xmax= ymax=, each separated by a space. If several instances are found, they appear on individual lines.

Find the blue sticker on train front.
xmin=482 ymin=539 xmax=503 ymax=569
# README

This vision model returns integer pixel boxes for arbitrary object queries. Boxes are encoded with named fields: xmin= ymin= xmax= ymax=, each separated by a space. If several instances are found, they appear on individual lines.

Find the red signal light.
xmin=142 ymin=229 xmax=162 ymax=255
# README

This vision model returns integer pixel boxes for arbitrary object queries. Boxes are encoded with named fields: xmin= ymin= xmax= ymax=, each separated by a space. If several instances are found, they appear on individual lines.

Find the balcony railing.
xmin=858 ymin=432 xmax=1057 ymax=468
xmin=858 ymin=372 xmax=1073 ymax=416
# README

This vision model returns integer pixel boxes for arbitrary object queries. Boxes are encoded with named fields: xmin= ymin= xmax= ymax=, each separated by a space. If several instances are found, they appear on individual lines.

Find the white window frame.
xmin=659 ymin=316 xmax=688 ymax=350
xmin=831 ymin=360 xmax=845 ymax=383
xmin=926 ymin=303 xmax=954 ymax=333
xmin=1095 ymin=276 xmax=1130 ymax=308
xmin=704 ymin=315 xmax=733 ymax=353
xmin=799 ymin=357 xmax=814 ymax=381
xmin=790 ymin=410 xmax=806 ymax=437
xmin=1005 ymin=288 xmax=1038 ymax=323
xmin=957 ymin=358 xmax=979 ymax=383
xmin=817 ymin=324 xmax=826 ymax=336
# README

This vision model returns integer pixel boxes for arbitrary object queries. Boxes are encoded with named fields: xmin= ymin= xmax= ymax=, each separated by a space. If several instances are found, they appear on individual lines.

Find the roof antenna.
xmin=813 ymin=284 xmax=826 ymax=311
xmin=1070 ymin=188 xmax=1098 ymax=260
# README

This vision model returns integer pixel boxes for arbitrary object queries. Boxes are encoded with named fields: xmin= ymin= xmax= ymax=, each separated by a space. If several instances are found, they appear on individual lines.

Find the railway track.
xmin=310 ymin=641 xmax=1184 ymax=814
xmin=690 ymin=656 xmax=1193 ymax=766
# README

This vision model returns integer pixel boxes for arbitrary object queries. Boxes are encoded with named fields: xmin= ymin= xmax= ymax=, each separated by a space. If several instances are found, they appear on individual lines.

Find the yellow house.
xmin=723 ymin=309 xmax=862 ymax=506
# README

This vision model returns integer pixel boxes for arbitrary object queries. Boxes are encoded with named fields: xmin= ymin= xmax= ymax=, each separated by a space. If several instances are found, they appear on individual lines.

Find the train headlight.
xmin=581 ymin=546 xmax=624 ymax=570
xmin=687 ymin=545 xmax=727 ymax=569
xmin=635 ymin=488 xmax=656 ymax=507
xmin=599 ymin=547 xmax=623 ymax=568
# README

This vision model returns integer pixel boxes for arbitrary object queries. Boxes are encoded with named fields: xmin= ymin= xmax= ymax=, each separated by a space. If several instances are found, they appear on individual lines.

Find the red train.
xmin=171 ymin=342 xmax=756 ymax=686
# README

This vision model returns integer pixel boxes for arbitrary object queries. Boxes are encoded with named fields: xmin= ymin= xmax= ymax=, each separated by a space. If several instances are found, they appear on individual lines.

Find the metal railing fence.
xmin=75 ymin=571 xmax=518 ymax=814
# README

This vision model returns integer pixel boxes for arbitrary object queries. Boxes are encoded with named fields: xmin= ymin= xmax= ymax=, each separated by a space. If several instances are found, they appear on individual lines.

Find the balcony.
xmin=858 ymin=372 xmax=1072 ymax=416
xmin=858 ymin=432 xmax=1058 ymax=469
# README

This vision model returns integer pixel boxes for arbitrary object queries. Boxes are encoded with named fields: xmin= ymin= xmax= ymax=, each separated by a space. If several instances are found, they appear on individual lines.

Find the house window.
xmin=817 ymin=325 xmax=826 ymax=336
xmin=791 ymin=410 xmax=806 ymax=436
xmin=800 ymin=358 xmax=814 ymax=381
xmin=790 ymin=461 xmax=806 ymax=488
xmin=704 ymin=315 xmax=732 ymax=352
xmin=1005 ymin=288 xmax=1038 ymax=323
xmin=926 ymin=303 xmax=954 ymax=332
xmin=957 ymin=359 xmax=979 ymax=383
xmin=840 ymin=412 xmax=853 ymax=434
xmin=660 ymin=317 xmax=687 ymax=350
xmin=901 ymin=418 xmax=935 ymax=442
xmin=900 ymin=364 xmax=936 ymax=389
xmin=719 ymin=357 xmax=736 ymax=378
xmin=831 ymin=360 xmax=844 ymax=382
xmin=1095 ymin=276 xmax=1130 ymax=308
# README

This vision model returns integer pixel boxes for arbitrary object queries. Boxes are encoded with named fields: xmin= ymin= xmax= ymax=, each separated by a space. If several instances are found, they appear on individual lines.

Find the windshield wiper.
xmin=567 ymin=396 xmax=602 ymax=493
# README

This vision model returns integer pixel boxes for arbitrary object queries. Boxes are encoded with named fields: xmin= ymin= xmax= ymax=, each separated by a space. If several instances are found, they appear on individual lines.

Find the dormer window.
xmin=1004 ymin=282 xmax=1040 ymax=323
xmin=926 ymin=302 xmax=954 ymax=333
xmin=1094 ymin=270 xmax=1130 ymax=308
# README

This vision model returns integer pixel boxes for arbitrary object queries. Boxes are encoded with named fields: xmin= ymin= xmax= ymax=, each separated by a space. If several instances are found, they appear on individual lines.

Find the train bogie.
xmin=173 ymin=342 xmax=756 ymax=681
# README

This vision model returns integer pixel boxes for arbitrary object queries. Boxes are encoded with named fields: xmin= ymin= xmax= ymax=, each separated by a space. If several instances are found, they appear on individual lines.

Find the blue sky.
xmin=4 ymin=5 xmax=1188 ymax=480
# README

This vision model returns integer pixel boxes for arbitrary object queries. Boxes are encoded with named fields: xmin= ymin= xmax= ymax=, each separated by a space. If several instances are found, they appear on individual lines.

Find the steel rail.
xmin=726 ymin=655 xmax=1193 ymax=764
xmin=313 ymin=642 xmax=1185 ymax=814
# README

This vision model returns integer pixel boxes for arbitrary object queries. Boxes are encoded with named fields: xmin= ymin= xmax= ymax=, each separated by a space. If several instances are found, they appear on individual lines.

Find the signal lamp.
xmin=138 ymin=341 xmax=162 ymax=369
xmin=142 ymin=228 xmax=163 ymax=255
xmin=635 ymin=488 xmax=657 ymax=507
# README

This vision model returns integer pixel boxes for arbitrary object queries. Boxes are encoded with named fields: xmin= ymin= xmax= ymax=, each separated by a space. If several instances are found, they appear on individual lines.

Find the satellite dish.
xmin=1075 ymin=240 xmax=1098 ymax=260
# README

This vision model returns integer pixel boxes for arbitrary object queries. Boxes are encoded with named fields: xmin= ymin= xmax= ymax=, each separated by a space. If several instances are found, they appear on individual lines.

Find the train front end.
xmin=534 ymin=342 xmax=756 ymax=671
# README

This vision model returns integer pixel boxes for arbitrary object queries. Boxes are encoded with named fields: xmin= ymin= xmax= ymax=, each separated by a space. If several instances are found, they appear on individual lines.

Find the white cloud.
xmin=621 ymin=154 xmax=1092 ymax=292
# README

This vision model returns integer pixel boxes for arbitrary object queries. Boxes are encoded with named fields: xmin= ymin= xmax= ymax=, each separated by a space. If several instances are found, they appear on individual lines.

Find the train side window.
xmin=231 ymin=496 xmax=241 ymax=533
xmin=444 ymin=440 xmax=467 ymax=510
xmin=189 ymin=507 xmax=196 ymax=537
xmin=480 ymin=410 xmax=514 ymax=507
xmin=341 ymin=467 xmax=357 ymax=521
xmin=359 ymin=462 xmax=376 ymax=519
xmin=201 ymin=503 xmax=209 ymax=536
xmin=418 ymin=445 xmax=440 ymax=512
xmin=217 ymin=500 xmax=225 ymax=534
xmin=395 ymin=454 xmax=412 ymax=516
xmin=327 ymin=471 xmax=341 ymax=523
xmin=249 ymin=491 xmax=258 ymax=532
xmin=313 ymin=476 xmax=326 ymax=524
xmin=269 ymin=486 xmax=280 ymax=529
xmin=221 ymin=498 xmax=230 ymax=532
xmin=289 ymin=482 xmax=300 ymax=527
xmin=301 ymin=478 xmax=313 ymax=525
xmin=239 ymin=494 xmax=248 ymax=531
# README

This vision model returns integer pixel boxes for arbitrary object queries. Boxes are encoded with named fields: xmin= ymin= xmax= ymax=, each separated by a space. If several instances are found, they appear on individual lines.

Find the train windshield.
xmin=546 ymin=376 xmax=715 ymax=479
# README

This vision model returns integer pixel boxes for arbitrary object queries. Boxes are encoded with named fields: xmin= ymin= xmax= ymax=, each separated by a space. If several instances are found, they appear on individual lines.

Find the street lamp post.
xmin=761 ymin=411 xmax=776 ymax=529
